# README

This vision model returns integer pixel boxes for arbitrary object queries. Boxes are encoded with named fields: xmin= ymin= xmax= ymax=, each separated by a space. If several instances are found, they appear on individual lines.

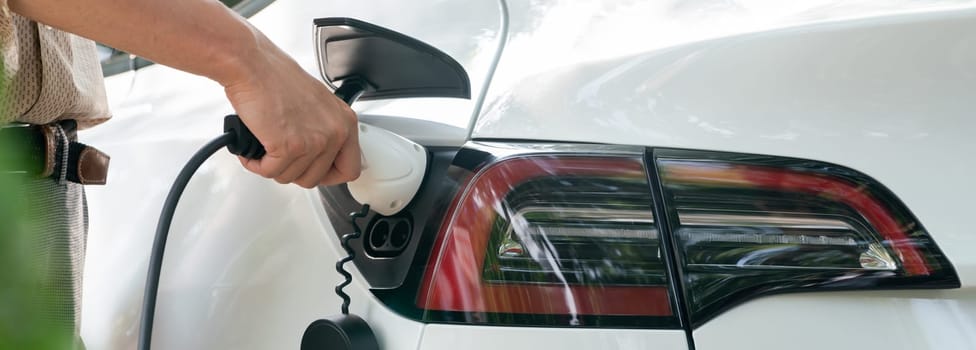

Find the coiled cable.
xmin=335 ymin=204 xmax=370 ymax=315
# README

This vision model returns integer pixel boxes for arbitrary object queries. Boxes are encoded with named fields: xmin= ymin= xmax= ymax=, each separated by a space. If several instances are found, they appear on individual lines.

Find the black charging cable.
xmin=335 ymin=204 xmax=370 ymax=315
xmin=138 ymin=115 xmax=264 ymax=350
xmin=138 ymin=80 xmax=369 ymax=350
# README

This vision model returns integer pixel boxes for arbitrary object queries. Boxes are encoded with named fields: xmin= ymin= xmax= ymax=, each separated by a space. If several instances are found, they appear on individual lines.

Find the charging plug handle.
xmin=222 ymin=78 xmax=367 ymax=161
xmin=224 ymin=115 xmax=266 ymax=160
xmin=221 ymin=78 xmax=427 ymax=217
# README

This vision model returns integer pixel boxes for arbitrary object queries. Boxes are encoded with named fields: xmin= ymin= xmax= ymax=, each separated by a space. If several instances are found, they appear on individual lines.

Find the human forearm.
xmin=8 ymin=0 xmax=268 ymax=86
xmin=9 ymin=0 xmax=362 ymax=187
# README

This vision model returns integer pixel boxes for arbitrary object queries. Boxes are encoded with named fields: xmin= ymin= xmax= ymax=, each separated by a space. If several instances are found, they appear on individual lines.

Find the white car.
xmin=82 ymin=1 xmax=976 ymax=349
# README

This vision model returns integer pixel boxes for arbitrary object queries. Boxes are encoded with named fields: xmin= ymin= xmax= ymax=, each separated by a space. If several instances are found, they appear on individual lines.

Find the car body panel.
xmin=471 ymin=2 xmax=976 ymax=349
xmin=695 ymin=290 xmax=976 ymax=349
xmin=82 ymin=0 xmax=501 ymax=348
xmin=81 ymin=141 xmax=427 ymax=349
xmin=82 ymin=0 xmax=976 ymax=349
xmin=418 ymin=325 xmax=687 ymax=350
xmin=474 ymin=4 xmax=976 ymax=285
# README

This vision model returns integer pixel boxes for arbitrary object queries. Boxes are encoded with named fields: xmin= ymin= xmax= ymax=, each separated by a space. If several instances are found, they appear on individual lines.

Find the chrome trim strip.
xmin=526 ymin=225 xmax=658 ymax=240
xmin=516 ymin=206 xmax=654 ymax=224
xmin=678 ymin=212 xmax=857 ymax=231
xmin=465 ymin=141 xmax=645 ymax=160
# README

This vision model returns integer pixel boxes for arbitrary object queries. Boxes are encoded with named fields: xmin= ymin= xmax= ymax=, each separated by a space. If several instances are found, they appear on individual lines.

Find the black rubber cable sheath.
xmin=138 ymin=132 xmax=235 ymax=350
xmin=137 ymin=83 xmax=368 ymax=350
xmin=336 ymin=204 xmax=370 ymax=315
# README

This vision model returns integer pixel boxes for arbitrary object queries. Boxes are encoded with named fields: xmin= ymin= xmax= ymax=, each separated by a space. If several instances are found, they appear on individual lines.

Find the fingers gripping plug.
xmin=223 ymin=114 xmax=266 ymax=160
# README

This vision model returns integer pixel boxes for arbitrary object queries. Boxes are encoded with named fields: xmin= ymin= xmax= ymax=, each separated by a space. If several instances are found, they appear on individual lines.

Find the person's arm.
xmin=9 ymin=0 xmax=360 ymax=188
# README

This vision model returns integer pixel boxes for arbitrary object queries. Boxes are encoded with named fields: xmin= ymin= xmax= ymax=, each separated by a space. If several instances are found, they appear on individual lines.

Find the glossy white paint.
xmin=695 ymin=290 xmax=976 ymax=349
xmin=476 ymin=3 xmax=976 ymax=284
xmin=357 ymin=114 xmax=467 ymax=148
xmin=81 ymin=0 xmax=501 ymax=348
xmin=82 ymin=0 xmax=976 ymax=349
xmin=471 ymin=3 xmax=976 ymax=349
xmin=81 ymin=140 xmax=425 ymax=349
xmin=418 ymin=325 xmax=687 ymax=350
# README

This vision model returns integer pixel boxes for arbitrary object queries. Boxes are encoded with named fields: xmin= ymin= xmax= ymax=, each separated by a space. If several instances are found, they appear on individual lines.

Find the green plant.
xmin=0 ymin=62 xmax=74 ymax=350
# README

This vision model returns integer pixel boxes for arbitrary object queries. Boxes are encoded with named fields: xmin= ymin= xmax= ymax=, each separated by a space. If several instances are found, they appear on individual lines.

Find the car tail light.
xmin=322 ymin=143 xmax=959 ymax=329
xmin=417 ymin=149 xmax=678 ymax=327
xmin=652 ymin=149 xmax=960 ymax=325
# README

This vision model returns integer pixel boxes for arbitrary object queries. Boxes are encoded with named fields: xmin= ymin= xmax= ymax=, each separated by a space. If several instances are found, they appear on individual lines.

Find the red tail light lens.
xmin=417 ymin=151 xmax=678 ymax=327
xmin=326 ymin=144 xmax=959 ymax=329
xmin=653 ymin=149 xmax=960 ymax=325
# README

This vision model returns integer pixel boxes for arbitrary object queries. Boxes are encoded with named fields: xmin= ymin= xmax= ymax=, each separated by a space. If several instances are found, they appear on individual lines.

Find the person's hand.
xmin=221 ymin=41 xmax=361 ymax=188
xmin=9 ymin=0 xmax=361 ymax=188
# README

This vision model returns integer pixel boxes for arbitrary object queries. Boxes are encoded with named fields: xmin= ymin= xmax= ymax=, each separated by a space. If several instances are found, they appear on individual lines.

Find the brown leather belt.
xmin=0 ymin=120 xmax=110 ymax=185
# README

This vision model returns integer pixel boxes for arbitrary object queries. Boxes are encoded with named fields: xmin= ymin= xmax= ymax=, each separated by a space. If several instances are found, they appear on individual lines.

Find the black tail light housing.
xmin=319 ymin=143 xmax=960 ymax=329
xmin=652 ymin=149 xmax=959 ymax=326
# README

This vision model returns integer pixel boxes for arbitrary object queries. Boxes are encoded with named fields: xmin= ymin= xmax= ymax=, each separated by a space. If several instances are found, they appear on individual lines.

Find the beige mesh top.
xmin=0 ymin=3 xmax=110 ymax=129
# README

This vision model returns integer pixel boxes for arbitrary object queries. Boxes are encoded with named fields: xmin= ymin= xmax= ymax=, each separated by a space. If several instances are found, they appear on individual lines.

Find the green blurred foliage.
xmin=1 ymin=60 xmax=74 ymax=350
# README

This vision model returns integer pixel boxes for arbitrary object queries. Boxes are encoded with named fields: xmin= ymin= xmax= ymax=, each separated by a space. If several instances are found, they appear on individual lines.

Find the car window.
xmin=98 ymin=0 xmax=275 ymax=77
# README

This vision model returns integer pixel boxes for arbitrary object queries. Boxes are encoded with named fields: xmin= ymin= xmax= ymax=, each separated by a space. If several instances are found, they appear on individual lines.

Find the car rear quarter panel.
xmin=419 ymin=325 xmax=687 ymax=350
xmin=475 ymin=5 xmax=976 ymax=286
xmin=82 ymin=0 xmax=502 ymax=348
xmin=474 ymin=3 xmax=976 ymax=349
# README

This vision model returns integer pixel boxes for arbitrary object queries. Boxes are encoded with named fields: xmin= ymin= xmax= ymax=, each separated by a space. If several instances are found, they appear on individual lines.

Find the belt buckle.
xmin=1 ymin=121 xmax=109 ymax=184
xmin=32 ymin=124 xmax=58 ymax=179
